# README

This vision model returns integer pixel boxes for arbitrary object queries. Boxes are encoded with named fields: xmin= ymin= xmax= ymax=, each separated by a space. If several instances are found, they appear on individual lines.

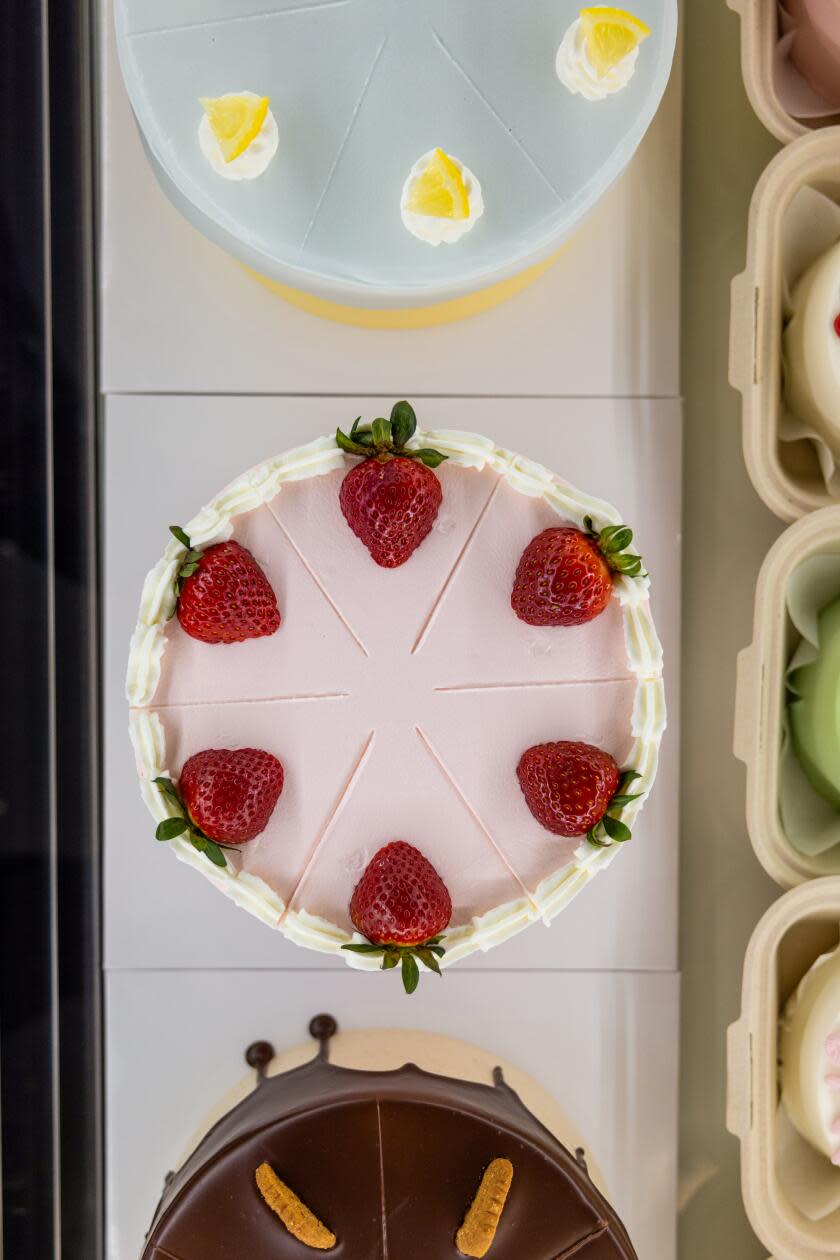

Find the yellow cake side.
xmin=244 ymin=250 xmax=563 ymax=329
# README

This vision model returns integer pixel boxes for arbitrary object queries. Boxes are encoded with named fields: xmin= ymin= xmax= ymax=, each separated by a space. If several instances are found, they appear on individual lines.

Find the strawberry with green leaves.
xmin=169 ymin=526 xmax=281 ymax=644
xmin=342 ymin=840 xmax=452 ymax=993
xmin=336 ymin=401 xmax=448 ymax=569
xmin=154 ymin=747 xmax=285 ymax=868
xmin=511 ymin=516 xmax=645 ymax=628
xmin=517 ymin=741 xmax=642 ymax=847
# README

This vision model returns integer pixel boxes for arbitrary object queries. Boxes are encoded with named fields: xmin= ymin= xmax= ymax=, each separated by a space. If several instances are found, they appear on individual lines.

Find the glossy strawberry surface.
xmin=517 ymin=740 xmax=620 ymax=837
xmin=339 ymin=456 xmax=443 ymax=569
xmin=180 ymin=747 xmax=285 ymax=843
xmin=511 ymin=527 xmax=613 ymax=628
xmin=349 ymin=840 xmax=452 ymax=946
xmin=177 ymin=540 xmax=281 ymax=644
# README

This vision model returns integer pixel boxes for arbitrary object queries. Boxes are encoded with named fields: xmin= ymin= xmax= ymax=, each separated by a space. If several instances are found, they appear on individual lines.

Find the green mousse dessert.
xmin=790 ymin=595 xmax=840 ymax=811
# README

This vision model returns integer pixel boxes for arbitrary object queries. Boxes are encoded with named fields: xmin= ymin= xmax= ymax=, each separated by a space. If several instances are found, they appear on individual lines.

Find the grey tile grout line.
xmin=102 ymin=390 xmax=684 ymax=402
xmin=102 ymin=965 xmax=681 ymax=975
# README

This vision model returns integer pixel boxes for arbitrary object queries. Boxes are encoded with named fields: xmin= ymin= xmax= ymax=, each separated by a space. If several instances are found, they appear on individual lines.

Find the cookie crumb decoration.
xmin=255 ymin=1163 xmax=337 ymax=1250
xmin=456 ymin=1158 xmax=514 ymax=1257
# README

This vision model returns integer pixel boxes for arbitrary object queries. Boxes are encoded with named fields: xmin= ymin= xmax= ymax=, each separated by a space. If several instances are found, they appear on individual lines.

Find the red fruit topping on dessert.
xmin=834 ymin=312 xmax=840 ymax=339
xmin=511 ymin=517 xmax=644 ymax=628
xmin=348 ymin=840 xmax=452 ymax=947
xmin=153 ymin=748 xmax=284 ymax=868
xmin=170 ymin=526 xmax=281 ymax=644
xmin=180 ymin=748 xmax=285 ymax=841
xmin=342 ymin=839 xmax=452 ymax=993
xmin=340 ymin=458 xmax=443 ymax=569
xmin=336 ymin=401 xmax=447 ymax=569
xmin=516 ymin=741 xmax=642 ymax=846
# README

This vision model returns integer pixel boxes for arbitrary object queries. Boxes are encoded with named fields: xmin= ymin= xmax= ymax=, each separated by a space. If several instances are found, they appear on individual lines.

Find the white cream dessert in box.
xmin=784 ymin=237 xmax=840 ymax=458
xmin=127 ymin=404 xmax=665 ymax=990
xmin=781 ymin=939 xmax=840 ymax=1166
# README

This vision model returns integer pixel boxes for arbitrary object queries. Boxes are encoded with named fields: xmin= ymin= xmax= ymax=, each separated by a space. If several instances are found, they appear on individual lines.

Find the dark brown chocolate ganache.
xmin=142 ymin=1016 xmax=637 ymax=1260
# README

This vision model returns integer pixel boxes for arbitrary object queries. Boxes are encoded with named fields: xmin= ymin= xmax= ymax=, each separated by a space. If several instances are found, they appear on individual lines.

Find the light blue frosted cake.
xmin=115 ymin=1 xmax=677 ymax=310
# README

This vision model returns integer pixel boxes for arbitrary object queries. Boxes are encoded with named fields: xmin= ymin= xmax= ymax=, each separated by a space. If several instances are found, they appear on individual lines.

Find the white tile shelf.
xmin=106 ymin=968 xmax=679 ymax=1260
xmin=100 ymin=0 xmax=683 ymax=1252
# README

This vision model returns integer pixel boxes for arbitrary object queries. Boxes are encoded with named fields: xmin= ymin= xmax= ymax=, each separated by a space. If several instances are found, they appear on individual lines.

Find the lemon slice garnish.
xmin=406 ymin=148 xmax=470 ymax=220
xmin=199 ymin=93 xmax=269 ymax=163
xmin=579 ymin=7 xmax=651 ymax=78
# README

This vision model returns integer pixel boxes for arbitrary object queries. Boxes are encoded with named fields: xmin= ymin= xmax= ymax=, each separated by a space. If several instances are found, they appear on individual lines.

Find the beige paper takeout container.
xmin=730 ymin=129 xmax=840 ymax=522
xmin=728 ymin=879 xmax=840 ymax=1259
xmin=734 ymin=506 xmax=840 ymax=884
xmin=733 ymin=510 xmax=840 ymax=1255
xmin=728 ymin=0 xmax=840 ymax=143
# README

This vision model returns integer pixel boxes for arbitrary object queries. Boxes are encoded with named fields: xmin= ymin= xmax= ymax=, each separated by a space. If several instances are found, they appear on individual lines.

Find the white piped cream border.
xmin=127 ymin=429 xmax=666 ymax=970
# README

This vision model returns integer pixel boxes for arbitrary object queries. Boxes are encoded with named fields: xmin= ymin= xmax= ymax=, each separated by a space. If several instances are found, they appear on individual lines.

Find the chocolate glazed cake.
xmin=142 ymin=1016 xmax=637 ymax=1260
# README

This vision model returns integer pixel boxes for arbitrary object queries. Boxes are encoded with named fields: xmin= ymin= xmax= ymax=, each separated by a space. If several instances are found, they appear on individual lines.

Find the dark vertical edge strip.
xmin=48 ymin=0 xmax=103 ymax=1253
xmin=0 ymin=0 xmax=102 ymax=1253
xmin=0 ymin=0 xmax=54 ymax=1252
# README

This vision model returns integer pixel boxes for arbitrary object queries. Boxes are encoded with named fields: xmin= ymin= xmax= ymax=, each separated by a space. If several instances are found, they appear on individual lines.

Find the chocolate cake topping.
xmin=245 ymin=1040 xmax=275 ymax=1078
xmin=309 ymin=1013 xmax=338 ymax=1056
xmin=142 ymin=1017 xmax=637 ymax=1260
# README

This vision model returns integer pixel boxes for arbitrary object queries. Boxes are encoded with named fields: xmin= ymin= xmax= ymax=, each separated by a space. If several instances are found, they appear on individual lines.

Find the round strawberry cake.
xmin=127 ymin=405 xmax=665 ymax=986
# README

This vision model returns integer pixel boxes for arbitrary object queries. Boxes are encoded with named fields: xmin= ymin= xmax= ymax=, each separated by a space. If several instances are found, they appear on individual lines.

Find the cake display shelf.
xmin=106 ymin=969 xmax=679 ymax=1259
xmin=730 ymin=128 xmax=840 ymax=522
xmin=114 ymin=0 xmax=677 ymax=315
xmin=728 ymin=879 xmax=840 ymax=1260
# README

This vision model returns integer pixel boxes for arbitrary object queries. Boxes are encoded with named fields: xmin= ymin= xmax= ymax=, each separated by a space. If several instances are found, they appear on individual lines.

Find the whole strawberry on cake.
xmin=127 ymin=403 xmax=665 ymax=990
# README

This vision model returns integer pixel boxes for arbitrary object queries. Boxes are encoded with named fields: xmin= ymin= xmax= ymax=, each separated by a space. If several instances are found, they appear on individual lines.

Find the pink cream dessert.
xmin=786 ymin=0 xmax=840 ymax=108
xmin=126 ymin=419 xmax=665 ymax=974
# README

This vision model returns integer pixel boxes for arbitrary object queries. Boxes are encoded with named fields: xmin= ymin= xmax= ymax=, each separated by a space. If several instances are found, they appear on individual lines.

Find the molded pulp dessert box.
xmin=728 ymin=0 xmax=840 ymax=142
xmin=728 ymin=880 xmax=840 ymax=1259
xmin=735 ymin=505 xmax=840 ymax=883
xmin=733 ymin=508 xmax=840 ymax=1255
xmin=730 ymin=129 xmax=840 ymax=521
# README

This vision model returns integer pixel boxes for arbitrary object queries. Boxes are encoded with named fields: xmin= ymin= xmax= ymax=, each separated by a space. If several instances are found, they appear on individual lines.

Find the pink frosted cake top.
xmin=127 ymin=428 xmax=665 ymax=969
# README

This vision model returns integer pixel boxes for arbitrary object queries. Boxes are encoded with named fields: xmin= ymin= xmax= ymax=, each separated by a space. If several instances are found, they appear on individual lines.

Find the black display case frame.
xmin=0 ymin=0 xmax=103 ymax=1255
